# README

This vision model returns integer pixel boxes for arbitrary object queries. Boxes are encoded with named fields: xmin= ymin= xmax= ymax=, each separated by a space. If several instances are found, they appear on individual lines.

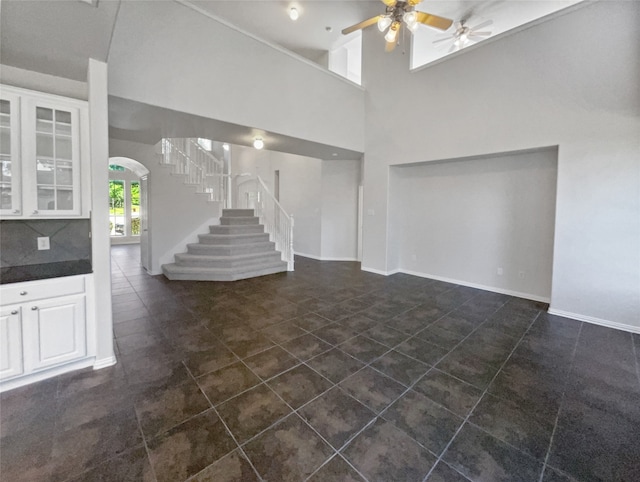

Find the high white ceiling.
xmin=191 ymin=1 xmax=585 ymax=68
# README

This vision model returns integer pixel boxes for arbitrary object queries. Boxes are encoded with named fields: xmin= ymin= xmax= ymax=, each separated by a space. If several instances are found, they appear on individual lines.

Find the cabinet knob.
xmin=20 ymin=291 xmax=27 ymax=296
xmin=12 ymin=209 xmax=20 ymax=214
xmin=11 ymin=310 xmax=18 ymax=315
xmin=31 ymin=306 xmax=38 ymax=311
xmin=32 ymin=210 xmax=39 ymax=215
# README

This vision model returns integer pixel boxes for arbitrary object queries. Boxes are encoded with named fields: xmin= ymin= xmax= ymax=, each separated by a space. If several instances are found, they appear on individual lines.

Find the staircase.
xmin=162 ymin=209 xmax=288 ymax=281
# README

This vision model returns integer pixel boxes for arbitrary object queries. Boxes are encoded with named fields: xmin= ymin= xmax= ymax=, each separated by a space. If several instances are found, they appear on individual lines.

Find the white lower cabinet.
xmin=0 ymin=306 xmax=24 ymax=380
xmin=28 ymin=294 xmax=86 ymax=371
xmin=0 ymin=275 xmax=92 ymax=389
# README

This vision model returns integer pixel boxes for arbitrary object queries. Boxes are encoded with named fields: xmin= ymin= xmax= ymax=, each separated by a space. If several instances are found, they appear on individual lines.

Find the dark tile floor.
xmin=2 ymin=244 xmax=639 ymax=481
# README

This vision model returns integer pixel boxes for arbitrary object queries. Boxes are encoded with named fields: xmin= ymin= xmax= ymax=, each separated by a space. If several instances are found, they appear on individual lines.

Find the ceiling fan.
xmin=432 ymin=18 xmax=493 ymax=53
xmin=342 ymin=0 xmax=454 ymax=52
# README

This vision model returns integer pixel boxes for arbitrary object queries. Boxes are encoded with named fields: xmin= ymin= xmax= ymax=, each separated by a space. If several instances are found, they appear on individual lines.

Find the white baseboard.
xmin=93 ymin=355 xmax=118 ymax=370
xmin=398 ymin=269 xmax=551 ymax=303
xmin=547 ymin=308 xmax=640 ymax=334
xmin=361 ymin=266 xmax=392 ymax=276
xmin=295 ymin=252 xmax=359 ymax=262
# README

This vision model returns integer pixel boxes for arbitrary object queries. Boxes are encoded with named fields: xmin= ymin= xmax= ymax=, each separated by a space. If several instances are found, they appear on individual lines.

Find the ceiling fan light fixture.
xmin=222 ymin=143 xmax=230 ymax=151
xmin=377 ymin=15 xmax=392 ymax=32
xmin=289 ymin=7 xmax=299 ymax=21
xmin=403 ymin=11 xmax=417 ymax=26
xmin=253 ymin=137 xmax=264 ymax=150
xmin=384 ymin=22 xmax=400 ymax=43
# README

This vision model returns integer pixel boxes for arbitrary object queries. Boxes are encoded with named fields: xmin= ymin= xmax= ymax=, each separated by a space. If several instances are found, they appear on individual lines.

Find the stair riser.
xmin=175 ymin=253 xmax=282 ymax=268
xmin=220 ymin=217 xmax=259 ymax=226
xmin=198 ymin=234 xmax=270 ymax=245
xmin=222 ymin=209 xmax=255 ymax=217
xmin=187 ymin=242 xmax=276 ymax=256
xmin=162 ymin=262 xmax=288 ymax=282
xmin=210 ymin=225 xmax=264 ymax=235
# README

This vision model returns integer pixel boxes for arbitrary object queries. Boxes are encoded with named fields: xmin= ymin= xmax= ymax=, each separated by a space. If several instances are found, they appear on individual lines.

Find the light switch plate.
xmin=37 ymin=237 xmax=50 ymax=250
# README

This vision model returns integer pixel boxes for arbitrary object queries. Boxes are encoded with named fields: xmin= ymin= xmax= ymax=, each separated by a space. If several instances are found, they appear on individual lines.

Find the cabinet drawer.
xmin=1 ymin=275 xmax=85 ymax=305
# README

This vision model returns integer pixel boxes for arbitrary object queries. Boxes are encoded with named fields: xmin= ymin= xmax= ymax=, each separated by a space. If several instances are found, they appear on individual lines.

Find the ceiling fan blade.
xmin=416 ymin=12 xmax=454 ymax=31
xmin=448 ymin=44 xmax=458 ymax=54
xmin=385 ymin=40 xmax=397 ymax=52
xmin=468 ymin=19 xmax=493 ymax=31
xmin=432 ymin=36 xmax=453 ymax=44
xmin=380 ymin=0 xmax=397 ymax=6
xmin=470 ymin=31 xmax=491 ymax=37
xmin=342 ymin=16 xmax=382 ymax=35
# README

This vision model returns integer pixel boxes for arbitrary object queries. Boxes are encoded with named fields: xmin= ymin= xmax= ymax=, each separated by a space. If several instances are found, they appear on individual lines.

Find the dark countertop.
xmin=0 ymin=260 xmax=93 ymax=284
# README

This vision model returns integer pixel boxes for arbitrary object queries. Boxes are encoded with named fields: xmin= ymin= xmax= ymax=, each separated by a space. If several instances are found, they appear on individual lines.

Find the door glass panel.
xmin=109 ymin=180 xmax=125 ymax=236
xmin=56 ymin=189 xmax=73 ymax=210
xmin=0 ymin=185 xmax=12 ymax=209
xmin=56 ymin=161 xmax=73 ymax=186
xmin=131 ymin=181 xmax=140 ymax=236
xmin=37 ymin=187 xmax=55 ymax=210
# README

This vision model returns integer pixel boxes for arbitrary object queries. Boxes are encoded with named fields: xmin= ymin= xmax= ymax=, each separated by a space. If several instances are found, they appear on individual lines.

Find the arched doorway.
xmin=108 ymin=157 xmax=150 ymax=271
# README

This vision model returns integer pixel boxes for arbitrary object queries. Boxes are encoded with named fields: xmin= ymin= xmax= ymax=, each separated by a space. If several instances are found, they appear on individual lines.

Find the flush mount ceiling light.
xmin=253 ymin=137 xmax=264 ymax=150
xmin=289 ymin=7 xmax=299 ymax=21
xmin=342 ymin=0 xmax=453 ymax=52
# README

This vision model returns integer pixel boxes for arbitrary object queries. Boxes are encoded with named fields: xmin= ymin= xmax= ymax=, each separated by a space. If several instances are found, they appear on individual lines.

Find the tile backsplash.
xmin=0 ymin=219 xmax=91 ymax=268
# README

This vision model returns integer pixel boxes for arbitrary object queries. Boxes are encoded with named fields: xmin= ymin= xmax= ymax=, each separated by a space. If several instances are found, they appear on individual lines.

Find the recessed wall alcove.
xmin=388 ymin=146 xmax=558 ymax=302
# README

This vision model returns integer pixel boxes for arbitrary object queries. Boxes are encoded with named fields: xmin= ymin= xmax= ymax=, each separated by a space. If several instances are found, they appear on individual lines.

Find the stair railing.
xmin=160 ymin=138 xmax=228 ymax=205
xmin=248 ymin=176 xmax=294 ymax=271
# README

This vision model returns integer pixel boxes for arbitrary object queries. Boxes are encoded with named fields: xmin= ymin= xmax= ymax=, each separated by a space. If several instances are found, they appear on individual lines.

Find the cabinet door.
xmin=27 ymin=294 xmax=86 ymax=371
xmin=22 ymin=96 xmax=81 ymax=216
xmin=0 ymin=92 xmax=22 ymax=216
xmin=0 ymin=306 xmax=24 ymax=380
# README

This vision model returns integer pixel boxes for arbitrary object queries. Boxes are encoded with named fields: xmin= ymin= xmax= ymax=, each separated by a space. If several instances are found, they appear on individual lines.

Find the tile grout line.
xmin=183 ymin=360 xmax=265 ymax=482
xmin=538 ymin=321 xmax=584 ymax=482
xmin=421 ymin=307 xmax=545 ymax=482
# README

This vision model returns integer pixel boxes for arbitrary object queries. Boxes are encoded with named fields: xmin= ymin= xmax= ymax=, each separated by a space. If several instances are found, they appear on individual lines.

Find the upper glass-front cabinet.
xmin=0 ymin=94 xmax=22 ymax=216
xmin=0 ymin=85 xmax=88 ymax=218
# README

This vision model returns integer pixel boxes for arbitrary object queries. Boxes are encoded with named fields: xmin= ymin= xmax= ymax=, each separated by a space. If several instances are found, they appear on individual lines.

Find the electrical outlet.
xmin=518 ymin=271 xmax=526 ymax=279
xmin=497 ymin=267 xmax=503 ymax=276
xmin=37 ymin=237 xmax=50 ymax=250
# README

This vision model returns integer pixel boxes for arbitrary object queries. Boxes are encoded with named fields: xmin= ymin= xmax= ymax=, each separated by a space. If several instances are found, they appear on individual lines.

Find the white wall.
xmin=231 ymin=146 xmax=323 ymax=258
xmin=321 ymin=160 xmax=361 ymax=260
xmin=361 ymin=1 xmax=640 ymax=331
xmin=108 ymin=0 xmax=364 ymax=153
xmin=389 ymin=149 xmax=558 ymax=301
xmin=109 ymin=139 xmax=221 ymax=275
xmin=0 ymin=64 xmax=87 ymax=100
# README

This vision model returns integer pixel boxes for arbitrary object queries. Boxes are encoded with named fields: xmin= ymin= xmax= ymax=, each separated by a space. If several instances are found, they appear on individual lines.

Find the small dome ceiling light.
xmin=289 ymin=7 xmax=299 ymax=21
xmin=253 ymin=137 xmax=264 ymax=150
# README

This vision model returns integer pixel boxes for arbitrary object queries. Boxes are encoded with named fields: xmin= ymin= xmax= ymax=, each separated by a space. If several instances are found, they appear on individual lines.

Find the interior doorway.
xmin=108 ymin=157 xmax=150 ymax=271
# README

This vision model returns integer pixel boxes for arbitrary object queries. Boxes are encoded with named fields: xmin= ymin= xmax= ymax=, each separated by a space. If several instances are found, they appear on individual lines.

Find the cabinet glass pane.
xmin=56 ymin=161 xmax=73 ymax=186
xmin=55 ymin=111 xmax=72 ymax=136
xmin=56 ymin=189 xmax=73 ymax=210
xmin=37 ymin=187 xmax=55 ymax=210
xmin=36 ymin=159 xmax=55 ymax=185
xmin=0 ymin=128 xmax=9 ymax=156
xmin=55 ymin=136 xmax=72 ymax=160
xmin=36 ymin=133 xmax=54 ymax=158
xmin=1 ymin=158 xmax=13 ymax=183
xmin=0 ymin=100 xmax=9 ymax=128
xmin=1 ymin=185 xmax=12 ymax=210
xmin=36 ymin=107 xmax=53 ymax=121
